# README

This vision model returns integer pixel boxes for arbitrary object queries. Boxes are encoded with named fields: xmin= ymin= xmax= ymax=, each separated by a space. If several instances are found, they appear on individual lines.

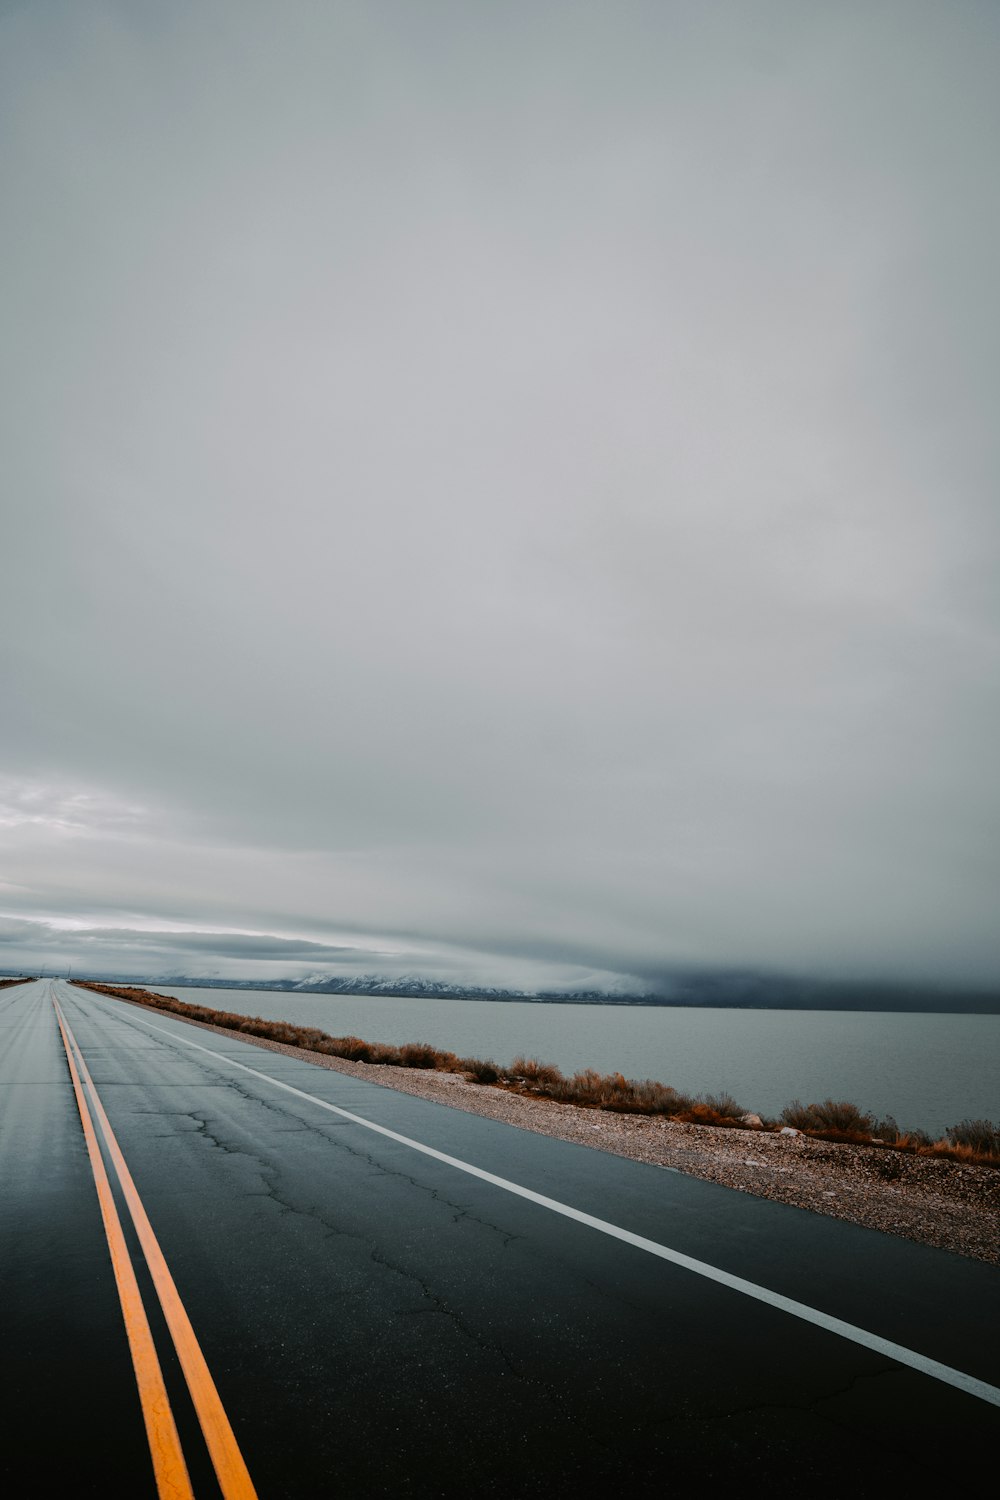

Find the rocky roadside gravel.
xmin=127 ymin=1006 xmax=999 ymax=1267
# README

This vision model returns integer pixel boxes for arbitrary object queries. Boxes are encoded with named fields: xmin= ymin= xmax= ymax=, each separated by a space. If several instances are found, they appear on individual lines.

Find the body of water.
xmin=159 ymin=988 xmax=999 ymax=1138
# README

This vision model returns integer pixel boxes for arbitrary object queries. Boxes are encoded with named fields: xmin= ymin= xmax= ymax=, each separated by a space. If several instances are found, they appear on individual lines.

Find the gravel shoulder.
xmin=125 ymin=1003 xmax=999 ymax=1267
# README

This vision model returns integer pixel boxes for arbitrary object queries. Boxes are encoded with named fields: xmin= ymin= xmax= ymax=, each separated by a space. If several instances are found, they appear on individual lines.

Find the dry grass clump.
xmin=781 ymin=1098 xmax=876 ymax=1140
xmin=676 ymin=1092 xmax=750 ymax=1128
xmin=509 ymin=1059 xmax=692 ymax=1114
xmin=394 ymin=1040 xmax=455 ymax=1069
xmin=553 ymin=1068 xmax=673 ymax=1112
xmin=946 ymin=1119 xmax=1000 ymax=1155
xmin=505 ymin=1058 xmax=748 ymax=1126
xmin=510 ymin=1055 xmax=563 ymax=1088
xmin=459 ymin=1056 xmax=503 ymax=1083
xmin=72 ymin=982 xmax=999 ymax=1166
xmin=0 ymin=976 xmax=31 ymax=989
xmin=779 ymin=1096 xmax=1000 ymax=1167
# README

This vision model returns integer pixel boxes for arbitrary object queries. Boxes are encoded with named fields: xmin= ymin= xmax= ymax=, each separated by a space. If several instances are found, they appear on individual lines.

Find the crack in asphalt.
xmin=208 ymin=1146 xmax=535 ymax=1388
xmin=159 ymin=1110 xmax=311 ymax=1159
xmin=245 ymin=1160 xmax=622 ymax=1446
xmin=153 ymin=1062 xmax=531 ymax=1251
xmin=315 ymin=1133 xmax=528 ymax=1250
xmin=245 ymin=1128 xmax=526 ymax=1254
xmin=368 ymin=1241 xmax=523 ymax=1378
xmin=802 ymin=1358 xmax=908 ymax=1415
xmin=135 ymin=1097 xmax=528 ymax=1257
xmin=637 ymin=1357 xmax=904 ymax=1440
xmin=63 ymin=999 xmax=526 ymax=1232
xmin=102 ymin=1058 xmax=529 ymax=1260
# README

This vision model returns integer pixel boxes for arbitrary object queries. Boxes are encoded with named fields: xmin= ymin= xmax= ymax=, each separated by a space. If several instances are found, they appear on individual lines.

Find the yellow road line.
xmin=54 ymin=1004 xmax=195 ymax=1500
xmin=54 ymin=998 xmax=259 ymax=1500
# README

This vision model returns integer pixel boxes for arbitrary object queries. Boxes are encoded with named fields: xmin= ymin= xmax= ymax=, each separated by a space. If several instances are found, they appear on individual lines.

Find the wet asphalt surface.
xmin=1 ymin=978 xmax=997 ymax=1497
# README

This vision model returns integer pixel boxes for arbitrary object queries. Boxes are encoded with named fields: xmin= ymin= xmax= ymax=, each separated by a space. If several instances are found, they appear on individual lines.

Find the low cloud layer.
xmin=2 ymin=3 xmax=998 ymax=992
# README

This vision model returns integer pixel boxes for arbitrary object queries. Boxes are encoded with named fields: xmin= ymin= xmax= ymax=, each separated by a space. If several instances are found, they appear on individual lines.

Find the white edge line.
xmin=70 ymin=986 xmax=1000 ymax=1409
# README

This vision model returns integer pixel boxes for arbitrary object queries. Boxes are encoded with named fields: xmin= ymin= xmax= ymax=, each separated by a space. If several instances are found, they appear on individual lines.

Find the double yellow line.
xmin=54 ymin=997 xmax=258 ymax=1500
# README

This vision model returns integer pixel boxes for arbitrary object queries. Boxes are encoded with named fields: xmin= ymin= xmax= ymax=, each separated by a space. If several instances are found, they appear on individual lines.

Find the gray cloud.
xmin=1 ymin=2 xmax=998 ymax=990
xmin=74 ymin=930 xmax=362 ymax=963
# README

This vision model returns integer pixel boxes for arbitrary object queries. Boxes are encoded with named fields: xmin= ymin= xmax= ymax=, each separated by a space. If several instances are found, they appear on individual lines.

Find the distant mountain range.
xmin=63 ymin=970 xmax=1000 ymax=1013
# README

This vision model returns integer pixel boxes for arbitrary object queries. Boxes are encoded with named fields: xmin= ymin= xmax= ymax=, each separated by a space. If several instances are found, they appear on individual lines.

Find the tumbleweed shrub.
xmin=871 ymin=1117 xmax=937 ymax=1149
xmin=460 ymin=1056 xmax=503 ymax=1083
xmin=545 ymin=1067 xmax=622 ymax=1108
xmin=313 ymin=1033 xmax=394 ymax=1064
xmin=777 ymin=1099 xmax=1000 ymax=1165
xmin=894 ymin=1129 xmax=935 ymax=1149
xmin=509 ymin=1055 xmax=564 ymax=1089
xmin=673 ymin=1092 xmax=750 ymax=1128
xmin=914 ymin=1128 xmax=1000 ymax=1167
xmin=500 ymin=1060 xmax=749 ymax=1122
xmin=538 ymin=1067 xmax=698 ymax=1117
xmin=945 ymin=1119 xmax=1000 ymax=1156
xmin=780 ymin=1098 xmax=877 ymax=1140
xmin=397 ymin=1041 xmax=461 ymax=1071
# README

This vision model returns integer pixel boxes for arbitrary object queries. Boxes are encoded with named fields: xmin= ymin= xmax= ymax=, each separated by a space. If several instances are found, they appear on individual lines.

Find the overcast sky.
xmin=2 ymin=1 xmax=998 ymax=992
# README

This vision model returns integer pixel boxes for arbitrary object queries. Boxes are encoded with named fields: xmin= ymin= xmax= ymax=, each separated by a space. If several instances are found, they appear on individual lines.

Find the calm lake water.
xmin=159 ymin=988 xmax=1000 ymax=1138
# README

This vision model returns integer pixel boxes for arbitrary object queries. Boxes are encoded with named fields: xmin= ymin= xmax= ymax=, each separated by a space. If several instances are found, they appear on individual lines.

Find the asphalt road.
xmin=1 ymin=978 xmax=997 ymax=1497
